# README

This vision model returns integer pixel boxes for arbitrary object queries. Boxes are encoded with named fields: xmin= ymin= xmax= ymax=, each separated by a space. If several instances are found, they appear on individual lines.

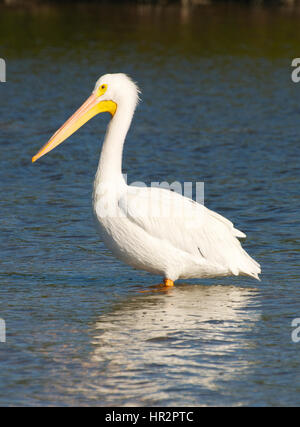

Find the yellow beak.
xmin=32 ymin=94 xmax=117 ymax=163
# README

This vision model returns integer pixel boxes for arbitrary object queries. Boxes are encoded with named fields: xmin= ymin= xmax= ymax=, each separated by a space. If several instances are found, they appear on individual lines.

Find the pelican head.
xmin=32 ymin=73 xmax=140 ymax=163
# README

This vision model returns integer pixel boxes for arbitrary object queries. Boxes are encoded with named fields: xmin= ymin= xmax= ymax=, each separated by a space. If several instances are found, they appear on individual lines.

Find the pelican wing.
xmin=118 ymin=186 xmax=260 ymax=279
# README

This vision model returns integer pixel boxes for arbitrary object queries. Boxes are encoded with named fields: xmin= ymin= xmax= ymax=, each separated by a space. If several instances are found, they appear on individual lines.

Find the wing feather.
xmin=118 ymin=186 xmax=260 ymax=279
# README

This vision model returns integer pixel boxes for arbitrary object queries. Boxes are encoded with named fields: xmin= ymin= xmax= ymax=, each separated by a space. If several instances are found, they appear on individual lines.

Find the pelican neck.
xmin=95 ymin=102 xmax=135 ymax=187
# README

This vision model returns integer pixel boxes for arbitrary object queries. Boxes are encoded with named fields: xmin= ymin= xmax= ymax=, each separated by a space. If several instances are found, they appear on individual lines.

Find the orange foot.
xmin=163 ymin=278 xmax=174 ymax=287
xmin=138 ymin=278 xmax=174 ymax=293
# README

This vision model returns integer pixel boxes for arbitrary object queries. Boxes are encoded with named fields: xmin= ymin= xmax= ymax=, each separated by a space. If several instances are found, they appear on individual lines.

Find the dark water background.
xmin=0 ymin=2 xmax=300 ymax=406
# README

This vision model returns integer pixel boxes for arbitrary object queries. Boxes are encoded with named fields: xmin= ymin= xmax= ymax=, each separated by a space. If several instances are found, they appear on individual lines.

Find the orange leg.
xmin=163 ymin=278 xmax=174 ymax=287
xmin=137 ymin=278 xmax=174 ymax=293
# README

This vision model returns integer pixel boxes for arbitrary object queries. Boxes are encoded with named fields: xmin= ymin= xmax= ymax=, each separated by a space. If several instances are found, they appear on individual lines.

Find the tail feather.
xmin=234 ymin=228 xmax=246 ymax=238
xmin=239 ymin=249 xmax=261 ymax=280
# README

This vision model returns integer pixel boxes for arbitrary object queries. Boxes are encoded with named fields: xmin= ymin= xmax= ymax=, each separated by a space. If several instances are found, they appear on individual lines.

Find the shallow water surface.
xmin=0 ymin=2 xmax=300 ymax=406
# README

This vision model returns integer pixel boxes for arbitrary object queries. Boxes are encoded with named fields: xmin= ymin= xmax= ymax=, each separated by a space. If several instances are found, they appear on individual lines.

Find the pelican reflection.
xmin=89 ymin=284 xmax=260 ymax=405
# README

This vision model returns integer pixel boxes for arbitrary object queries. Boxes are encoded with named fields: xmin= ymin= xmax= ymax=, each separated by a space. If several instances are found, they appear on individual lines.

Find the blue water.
xmin=0 ymin=3 xmax=300 ymax=406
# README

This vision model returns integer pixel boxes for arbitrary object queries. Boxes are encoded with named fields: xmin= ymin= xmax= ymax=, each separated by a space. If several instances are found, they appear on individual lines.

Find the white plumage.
xmin=92 ymin=74 xmax=261 ymax=283
xmin=33 ymin=73 xmax=261 ymax=285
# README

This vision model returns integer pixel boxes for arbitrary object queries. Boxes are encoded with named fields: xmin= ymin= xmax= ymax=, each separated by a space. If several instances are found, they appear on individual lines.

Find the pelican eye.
xmin=96 ymin=84 xmax=107 ymax=97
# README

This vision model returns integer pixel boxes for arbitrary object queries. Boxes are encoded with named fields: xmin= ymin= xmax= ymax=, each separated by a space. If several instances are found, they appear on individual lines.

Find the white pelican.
xmin=32 ymin=73 xmax=261 ymax=287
